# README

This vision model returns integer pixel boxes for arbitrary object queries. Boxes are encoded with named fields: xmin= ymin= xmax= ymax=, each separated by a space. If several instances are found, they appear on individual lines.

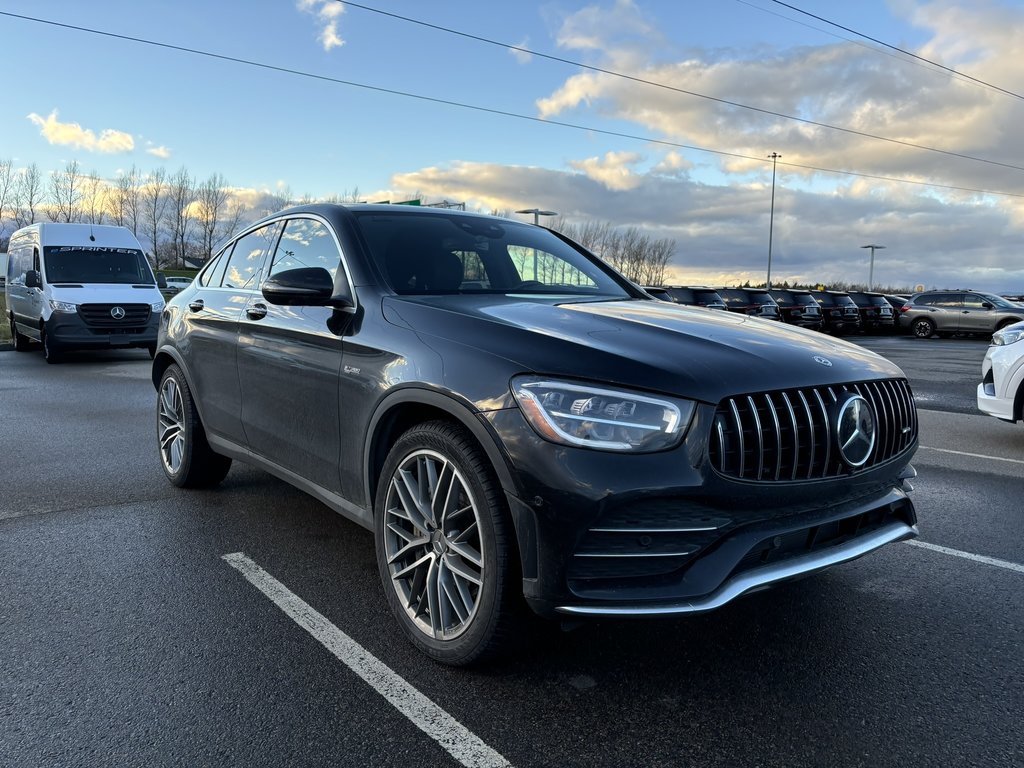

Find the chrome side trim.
xmin=555 ymin=521 xmax=917 ymax=616
xmin=575 ymin=549 xmax=699 ymax=559
xmin=589 ymin=526 xmax=720 ymax=533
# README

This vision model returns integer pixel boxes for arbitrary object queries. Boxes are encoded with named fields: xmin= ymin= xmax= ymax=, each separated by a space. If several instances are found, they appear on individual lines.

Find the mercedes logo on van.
xmin=110 ymin=306 xmax=126 ymax=320
xmin=836 ymin=394 xmax=875 ymax=468
xmin=813 ymin=355 xmax=833 ymax=367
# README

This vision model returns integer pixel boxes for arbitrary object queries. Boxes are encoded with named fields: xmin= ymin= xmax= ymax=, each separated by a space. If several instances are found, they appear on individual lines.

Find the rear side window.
xmin=270 ymin=218 xmax=342 ymax=280
xmin=199 ymin=248 xmax=229 ymax=287
xmin=917 ymin=293 xmax=960 ymax=307
xmin=221 ymin=223 xmax=280 ymax=290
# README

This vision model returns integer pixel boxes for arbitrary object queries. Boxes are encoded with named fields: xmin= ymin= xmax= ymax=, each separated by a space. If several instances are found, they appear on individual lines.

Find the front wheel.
xmin=375 ymin=421 xmax=521 ymax=666
xmin=41 ymin=331 xmax=62 ymax=363
xmin=157 ymin=364 xmax=232 ymax=488
xmin=912 ymin=318 xmax=936 ymax=338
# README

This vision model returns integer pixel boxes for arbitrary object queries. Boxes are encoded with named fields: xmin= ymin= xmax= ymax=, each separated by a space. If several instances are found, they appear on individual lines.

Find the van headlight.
xmin=992 ymin=327 xmax=1024 ymax=345
xmin=511 ymin=376 xmax=694 ymax=452
xmin=151 ymin=300 xmax=166 ymax=312
xmin=48 ymin=300 xmax=77 ymax=313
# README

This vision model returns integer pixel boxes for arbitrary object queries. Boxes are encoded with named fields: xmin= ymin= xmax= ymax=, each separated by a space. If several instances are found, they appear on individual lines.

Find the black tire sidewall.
xmin=373 ymin=422 xmax=509 ymax=666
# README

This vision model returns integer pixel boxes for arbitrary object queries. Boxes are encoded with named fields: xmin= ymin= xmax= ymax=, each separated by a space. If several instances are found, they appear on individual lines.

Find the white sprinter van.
xmin=5 ymin=223 xmax=166 ymax=362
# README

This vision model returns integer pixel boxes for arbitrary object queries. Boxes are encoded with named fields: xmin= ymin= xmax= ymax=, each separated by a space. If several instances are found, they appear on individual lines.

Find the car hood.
xmin=48 ymin=283 xmax=164 ymax=303
xmin=384 ymin=296 xmax=905 ymax=404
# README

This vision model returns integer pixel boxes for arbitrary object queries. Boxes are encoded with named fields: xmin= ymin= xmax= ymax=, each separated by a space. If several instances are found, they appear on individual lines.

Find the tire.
xmin=41 ymin=330 xmax=62 ymax=363
xmin=374 ymin=420 xmax=521 ymax=666
xmin=157 ymin=364 xmax=232 ymax=488
xmin=10 ymin=316 xmax=31 ymax=352
xmin=912 ymin=318 xmax=936 ymax=339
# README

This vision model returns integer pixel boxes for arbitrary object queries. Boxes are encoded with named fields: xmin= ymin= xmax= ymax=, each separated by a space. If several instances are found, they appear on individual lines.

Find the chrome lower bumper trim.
xmin=555 ymin=520 xmax=918 ymax=617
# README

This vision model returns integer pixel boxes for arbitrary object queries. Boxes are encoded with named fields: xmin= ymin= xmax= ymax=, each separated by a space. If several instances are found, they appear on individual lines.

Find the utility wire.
xmin=766 ymin=0 xmax=1024 ymax=101
xmin=3 ymin=11 xmax=1023 ymax=199
xmin=333 ymin=0 xmax=1024 ymax=174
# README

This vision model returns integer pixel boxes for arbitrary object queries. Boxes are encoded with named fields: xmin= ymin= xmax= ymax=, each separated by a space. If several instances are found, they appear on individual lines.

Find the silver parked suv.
xmin=898 ymin=290 xmax=1024 ymax=339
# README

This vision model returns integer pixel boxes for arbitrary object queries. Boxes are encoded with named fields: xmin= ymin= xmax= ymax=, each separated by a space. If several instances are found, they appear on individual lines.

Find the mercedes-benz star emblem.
xmin=813 ymin=355 xmax=833 ymax=367
xmin=836 ymin=394 xmax=875 ymax=467
xmin=110 ymin=306 xmax=126 ymax=320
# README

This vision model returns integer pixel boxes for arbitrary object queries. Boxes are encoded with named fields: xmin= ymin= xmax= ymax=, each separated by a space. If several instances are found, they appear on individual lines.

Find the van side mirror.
xmin=25 ymin=270 xmax=41 ymax=289
xmin=156 ymin=271 xmax=168 ymax=289
xmin=262 ymin=267 xmax=354 ymax=310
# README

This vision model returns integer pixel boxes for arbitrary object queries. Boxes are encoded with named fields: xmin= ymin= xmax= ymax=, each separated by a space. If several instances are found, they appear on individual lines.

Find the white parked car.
xmin=977 ymin=320 xmax=1024 ymax=423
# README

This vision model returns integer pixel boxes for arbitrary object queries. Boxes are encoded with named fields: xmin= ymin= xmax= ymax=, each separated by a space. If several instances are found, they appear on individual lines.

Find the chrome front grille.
xmin=709 ymin=379 xmax=917 ymax=481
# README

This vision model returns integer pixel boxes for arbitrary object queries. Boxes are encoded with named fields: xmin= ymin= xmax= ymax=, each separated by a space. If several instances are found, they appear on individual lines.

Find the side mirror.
xmin=25 ymin=270 xmax=41 ymax=289
xmin=981 ymin=302 xmax=993 ymax=309
xmin=262 ymin=267 xmax=354 ymax=310
xmin=156 ymin=272 xmax=168 ymax=289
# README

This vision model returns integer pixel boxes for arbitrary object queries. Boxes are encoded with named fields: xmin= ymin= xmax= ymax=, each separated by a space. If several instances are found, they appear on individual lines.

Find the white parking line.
xmin=918 ymin=446 xmax=1024 ymax=465
xmin=222 ymin=552 xmax=513 ymax=768
xmin=906 ymin=541 xmax=1024 ymax=574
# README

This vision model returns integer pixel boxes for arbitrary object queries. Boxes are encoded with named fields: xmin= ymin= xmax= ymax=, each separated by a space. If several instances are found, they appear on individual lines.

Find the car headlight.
xmin=48 ymin=300 xmax=77 ymax=313
xmin=511 ymin=376 xmax=694 ymax=452
xmin=151 ymin=300 xmax=166 ymax=312
xmin=992 ymin=327 xmax=1024 ymax=345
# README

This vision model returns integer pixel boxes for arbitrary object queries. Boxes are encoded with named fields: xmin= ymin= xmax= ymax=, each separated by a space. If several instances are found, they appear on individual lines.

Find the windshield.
xmin=44 ymin=246 xmax=154 ymax=285
xmin=982 ymin=294 xmax=1014 ymax=309
xmin=354 ymin=213 xmax=630 ymax=299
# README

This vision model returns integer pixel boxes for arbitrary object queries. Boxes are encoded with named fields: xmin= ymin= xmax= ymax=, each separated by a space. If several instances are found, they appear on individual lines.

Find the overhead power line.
xmin=2 ymin=11 xmax=1024 ymax=200
xmin=766 ymin=0 xmax=1024 ymax=102
xmin=332 ymin=0 xmax=1024 ymax=174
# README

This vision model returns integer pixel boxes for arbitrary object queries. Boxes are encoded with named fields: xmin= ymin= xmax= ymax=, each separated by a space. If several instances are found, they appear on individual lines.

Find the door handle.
xmin=188 ymin=299 xmax=205 ymax=312
xmin=246 ymin=303 xmax=268 ymax=320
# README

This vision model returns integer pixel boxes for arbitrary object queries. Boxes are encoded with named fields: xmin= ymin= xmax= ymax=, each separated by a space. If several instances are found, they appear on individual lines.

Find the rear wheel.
xmin=10 ymin=316 xmax=31 ymax=352
xmin=912 ymin=318 xmax=936 ymax=338
xmin=157 ymin=364 xmax=232 ymax=488
xmin=375 ymin=421 xmax=521 ymax=666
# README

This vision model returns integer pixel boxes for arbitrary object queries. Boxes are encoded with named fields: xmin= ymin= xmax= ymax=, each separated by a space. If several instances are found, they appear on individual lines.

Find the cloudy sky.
xmin=3 ymin=0 xmax=1024 ymax=292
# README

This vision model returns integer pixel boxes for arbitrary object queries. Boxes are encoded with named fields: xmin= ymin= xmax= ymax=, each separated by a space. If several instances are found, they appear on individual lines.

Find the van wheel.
xmin=41 ymin=331 xmax=62 ymax=363
xmin=10 ymin=316 xmax=31 ymax=352
xmin=157 ymin=364 xmax=231 ymax=488
xmin=375 ymin=421 xmax=521 ymax=666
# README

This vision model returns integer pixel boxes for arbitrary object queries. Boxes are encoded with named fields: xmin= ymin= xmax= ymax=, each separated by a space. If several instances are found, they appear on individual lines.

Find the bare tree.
xmin=166 ymin=166 xmax=195 ymax=269
xmin=0 ymin=158 xmax=14 ymax=237
xmin=12 ymin=163 xmax=44 ymax=228
xmin=82 ymin=172 xmax=108 ymax=225
xmin=141 ymin=167 xmax=169 ymax=267
xmin=220 ymin=198 xmax=247 ymax=243
xmin=49 ymin=160 xmax=84 ymax=223
xmin=110 ymin=165 xmax=142 ymax=234
xmin=195 ymin=172 xmax=230 ymax=261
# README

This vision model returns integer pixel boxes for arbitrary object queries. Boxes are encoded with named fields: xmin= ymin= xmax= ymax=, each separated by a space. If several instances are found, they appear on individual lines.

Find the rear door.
xmin=182 ymin=222 xmax=279 ymax=444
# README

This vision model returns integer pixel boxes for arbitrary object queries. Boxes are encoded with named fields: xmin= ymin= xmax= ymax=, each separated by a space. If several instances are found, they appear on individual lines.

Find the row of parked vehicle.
xmin=645 ymin=285 xmax=1024 ymax=338
xmin=645 ymin=285 xmax=903 ymax=335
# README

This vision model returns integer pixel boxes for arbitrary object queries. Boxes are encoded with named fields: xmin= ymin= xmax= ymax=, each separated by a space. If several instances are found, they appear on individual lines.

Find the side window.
xmin=33 ymin=248 xmax=40 ymax=273
xmin=269 ymin=218 xmax=341 ymax=280
xmin=199 ymin=246 xmax=230 ymax=287
xmin=962 ymin=293 xmax=987 ymax=309
xmin=221 ymin=223 xmax=279 ymax=289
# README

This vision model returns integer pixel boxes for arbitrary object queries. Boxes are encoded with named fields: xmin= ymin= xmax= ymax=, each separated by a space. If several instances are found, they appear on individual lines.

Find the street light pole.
xmin=766 ymin=152 xmax=781 ymax=290
xmin=861 ymin=244 xmax=886 ymax=291
xmin=516 ymin=208 xmax=559 ymax=281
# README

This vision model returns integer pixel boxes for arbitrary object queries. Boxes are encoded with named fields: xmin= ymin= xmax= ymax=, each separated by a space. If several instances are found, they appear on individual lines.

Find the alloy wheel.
xmin=382 ymin=449 xmax=485 ymax=640
xmin=158 ymin=376 xmax=186 ymax=475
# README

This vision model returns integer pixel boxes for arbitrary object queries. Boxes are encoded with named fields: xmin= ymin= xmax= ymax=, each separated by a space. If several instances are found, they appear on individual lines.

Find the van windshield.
xmin=44 ymin=246 xmax=155 ymax=285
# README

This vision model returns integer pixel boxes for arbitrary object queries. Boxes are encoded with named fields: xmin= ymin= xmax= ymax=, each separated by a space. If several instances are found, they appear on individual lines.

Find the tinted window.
xmin=693 ymin=289 xmax=724 ymax=305
xmin=791 ymin=293 xmax=818 ymax=307
xmin=270 ymin=218 xmax=341 ymax=280
xmin=745 ymin=291 xmax=775 ymax=304
xmin=847 ymin=293 xmax=871 ymax=307
xmin=834 ymin=294 xmax=857 ymax=308
xmin=43 ymin=246 xmax=153 ymax=285
xmin=770 ymin=290 xmax=795 ymax=306
xmin=868 ymin=296 xmax=890 ymax=307
xmin=717 ymin=289 xmax=750 ymax=306
xmin=222 ymin=223 xmax=279 ymax=290
xmin=354 ymin=213 xmax=628 ymax=297
xmin=665 ymin=287 xmax=695 ymax=303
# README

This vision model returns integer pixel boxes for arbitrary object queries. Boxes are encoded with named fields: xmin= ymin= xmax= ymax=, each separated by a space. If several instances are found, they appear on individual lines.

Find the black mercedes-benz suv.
xmin=153 ymin=205 xmax=919 ymax=665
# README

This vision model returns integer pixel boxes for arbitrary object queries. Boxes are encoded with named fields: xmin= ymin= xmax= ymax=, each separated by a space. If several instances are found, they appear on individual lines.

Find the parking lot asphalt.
xmin=1 ymin=337 xmax=1022 ymax=768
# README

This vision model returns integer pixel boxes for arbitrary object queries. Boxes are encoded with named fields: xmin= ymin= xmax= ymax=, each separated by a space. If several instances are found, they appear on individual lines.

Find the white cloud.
xmin=146 ymin=145 xmax=171 ymax=159
xmin=298 ymin=0 xmax=346 ymax=51
xmin=26 ymin=110 xmax=134 ymax=153
xmin=509 ymin=38 xmax=532 ymax=64
xmin=568 ymin=150 xmax=644 ymax=191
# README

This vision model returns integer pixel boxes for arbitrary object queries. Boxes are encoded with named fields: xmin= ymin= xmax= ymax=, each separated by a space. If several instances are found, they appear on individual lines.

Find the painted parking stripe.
xmin=918 ymin=446 xmax=1024 ymax=465
xmin=906 ymin=540 xmax=1024 ymax=574
xmin=222 ymin=552 xmax=512 ymax=768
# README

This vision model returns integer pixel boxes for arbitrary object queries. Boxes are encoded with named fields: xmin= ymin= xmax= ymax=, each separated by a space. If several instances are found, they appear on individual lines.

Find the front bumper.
xmin=977 ymin=344 xmax=1024 ymax=422
xmin=45 ymin=310 xmax=158 ymax=350
xmin=484 ymin=402 xmax=919 ymax=618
